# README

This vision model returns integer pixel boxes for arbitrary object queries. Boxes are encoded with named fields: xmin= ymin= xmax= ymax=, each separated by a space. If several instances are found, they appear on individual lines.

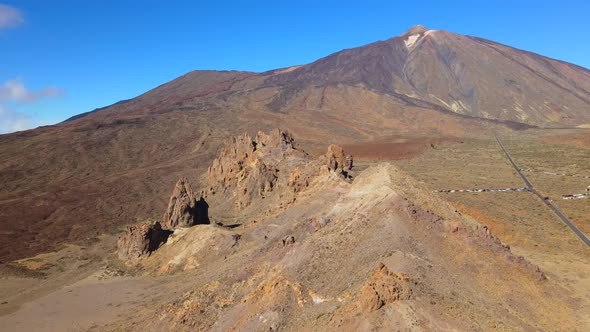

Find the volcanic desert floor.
xmin=1 ymin=129 xmax=589 ymax=331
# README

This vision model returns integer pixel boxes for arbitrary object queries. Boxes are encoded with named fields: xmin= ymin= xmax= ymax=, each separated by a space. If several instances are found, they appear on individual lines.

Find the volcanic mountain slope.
xmin=267 ymin=25 xmax=590 ymax=127
xmin=2 ymin=25 xmax=590 ymax=261
xmin=98 ymin=130 xmax=577 ymax=331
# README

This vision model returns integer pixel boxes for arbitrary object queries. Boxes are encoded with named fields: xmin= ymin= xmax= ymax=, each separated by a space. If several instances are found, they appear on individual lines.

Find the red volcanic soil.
xmin=342 ymin=136 xmax=460 ymax=160
xmin=542 ymin=130 xmax=590 ymax=148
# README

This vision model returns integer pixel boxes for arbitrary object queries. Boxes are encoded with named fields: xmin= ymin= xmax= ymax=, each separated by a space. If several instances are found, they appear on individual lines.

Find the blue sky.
xmin=1 ymin=0 xmax=589 ymax=133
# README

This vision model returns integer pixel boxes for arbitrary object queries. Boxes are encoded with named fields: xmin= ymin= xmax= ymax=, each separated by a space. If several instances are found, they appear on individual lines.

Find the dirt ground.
xmin=393 ymin=128 xmax=590 ymax=326
xmin=342 ymin=135 xmax=462 ymax=161
xmin=1 ymin=129 xmax=588 ymax=330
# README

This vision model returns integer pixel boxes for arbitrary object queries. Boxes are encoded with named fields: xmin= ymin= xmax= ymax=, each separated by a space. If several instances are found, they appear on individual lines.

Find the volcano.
xmin=1 ymin=25 xmax=590 ymax=261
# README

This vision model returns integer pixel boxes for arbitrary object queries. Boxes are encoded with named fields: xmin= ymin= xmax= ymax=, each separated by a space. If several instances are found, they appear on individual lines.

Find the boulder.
xmin=281 ymin=235 xmax=295 ymax=247
xmin=358 ymin=263 xmax=413 ymax=312
xmin=287 ymin=167 xmax=309 ymax=193
xmin=162 ymin=178 xmax=208 ymax=230
xmin=324 ymin=145 xmax=353 ymax=179
xmin=325 ymin=145 xmax=346 ymax=172
xmin=117 ymin=221 xmax=170 ymax=265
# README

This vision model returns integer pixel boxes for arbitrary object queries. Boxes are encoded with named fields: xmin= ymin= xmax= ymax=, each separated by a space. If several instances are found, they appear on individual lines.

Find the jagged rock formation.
xmin=286 ymin=167 xmax=305 ymax=189
xmin=357 ymin=263 xmax=413 ymax=312
xmin=111 ymin=134 xmax=554 ymax=330
xmin=162 ymin=178 xmax=208 ymax=230
xmin=325 ymin=145 xmax=346 ymax=171
xmin=117 ymin=221 xmax=170 ymax=265
xmin=108 ymin=162 xmax=578 ymax=332
xmin=206 ymin=129 xmax=351 ymax=211
xmin=324 ymin=144 xmax=353 ymax=179
xmin=206 ymin=129 xmax=299 ymax=208
xmin=117 ymin=130 xmax=351 ymax=268
xmin=328 ymin=262 xmax=417 ymax=329
xmin=255 ymin=129 xmax=298 ymax=153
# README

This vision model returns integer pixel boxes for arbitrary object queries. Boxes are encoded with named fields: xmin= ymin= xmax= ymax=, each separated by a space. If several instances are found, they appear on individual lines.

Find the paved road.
xmin=495 ymin=135 xmax=590 ymax=248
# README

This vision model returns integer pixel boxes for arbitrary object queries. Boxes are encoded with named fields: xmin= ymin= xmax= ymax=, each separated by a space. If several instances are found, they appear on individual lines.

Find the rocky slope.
xmin=107 ymin=130 xmax=578 ymax=330
xmin=2 ymin=25 xmax=590 ymax=262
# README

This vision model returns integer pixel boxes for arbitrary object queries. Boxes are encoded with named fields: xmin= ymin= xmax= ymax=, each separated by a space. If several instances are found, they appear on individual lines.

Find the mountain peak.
xmin=403 ymin=25 xmax=429 ymax=36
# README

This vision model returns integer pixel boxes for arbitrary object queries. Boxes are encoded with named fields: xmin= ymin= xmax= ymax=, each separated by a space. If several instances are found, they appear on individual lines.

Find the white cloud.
xmin=0 ymin=105 xmax=31 ymax=134
xmin=0 ymin=78 xmax=64 ymax=134
xmin=0 ymin=78 xmax=64 ymax=103
xmin=0 ymin=4 xmax=23 ymax=29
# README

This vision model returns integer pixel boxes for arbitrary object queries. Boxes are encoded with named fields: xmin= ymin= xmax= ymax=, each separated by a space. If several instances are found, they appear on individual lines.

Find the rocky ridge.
xmin=107 ymin=132 xmax=574 ymax=331
xmin=117 ymin=129 xmax=354 ymax=265
xmin=205 ymin=128 xmax=354 ymax=213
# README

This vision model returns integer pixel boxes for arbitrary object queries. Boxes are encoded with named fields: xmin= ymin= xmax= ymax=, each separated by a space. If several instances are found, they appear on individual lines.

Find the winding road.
xmin=495 ymin=135 xmax=590 ymax=248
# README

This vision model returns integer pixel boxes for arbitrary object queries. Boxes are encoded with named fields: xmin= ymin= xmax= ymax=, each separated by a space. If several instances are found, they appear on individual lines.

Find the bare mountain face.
xmin=1 ymin=26 xmax=590 ymax=261
xmin=267 ymin=25 xmax=590 ymax=127
xmin=62 ymin=26 xmax=590 ymax=129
